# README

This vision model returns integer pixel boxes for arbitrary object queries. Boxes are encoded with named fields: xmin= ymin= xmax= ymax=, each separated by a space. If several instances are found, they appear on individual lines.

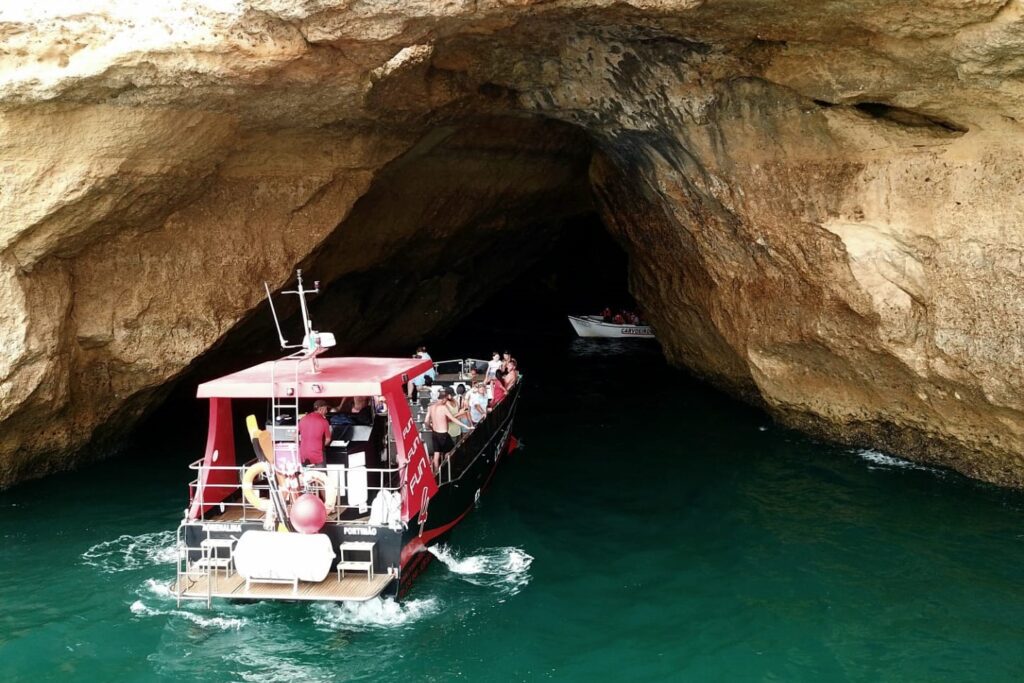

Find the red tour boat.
xmin=173 ymin=271 xmax=521 ymax=605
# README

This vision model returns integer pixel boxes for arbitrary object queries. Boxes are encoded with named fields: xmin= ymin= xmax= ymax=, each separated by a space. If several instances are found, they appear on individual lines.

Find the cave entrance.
xmin=134 ymin=116 xmax=646 ymax=460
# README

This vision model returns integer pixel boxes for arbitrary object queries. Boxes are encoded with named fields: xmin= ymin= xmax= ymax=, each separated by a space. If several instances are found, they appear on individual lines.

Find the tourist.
xmin=491 ymin=369 xmax=508 ymax=405
xmin=446 ymin=387 xmax=469 ymax=440
xmin=469 ymin=382 xmax=488 ymax=425
xmin=486 ymin=352 xmax=501 ymax=380
xmin=601 ymin=306 xmax=612 ymax=322
xmin=503 ymin=359 xmax=518 ymax=389
xmin=425 ymin=392 xmax=469 ymax=470
xmin=298 ymin=399 xmax=332 ymax=466
xmin=407 ymin=345 xmax=437 ymax=398
xmin=349 ymin=396 xmax=373 ymax=425
xmin=612 ymin=312 xmax=625 ymax=325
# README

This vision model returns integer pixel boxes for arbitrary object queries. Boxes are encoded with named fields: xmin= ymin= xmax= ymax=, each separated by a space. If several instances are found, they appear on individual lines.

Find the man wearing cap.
xmin=298 ymin=399 xmax=332 ymax=466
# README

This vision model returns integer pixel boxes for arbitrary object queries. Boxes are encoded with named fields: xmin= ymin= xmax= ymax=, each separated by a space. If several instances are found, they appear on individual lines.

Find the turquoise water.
xmin=2 ymin=340 xmax=1024 ymax=681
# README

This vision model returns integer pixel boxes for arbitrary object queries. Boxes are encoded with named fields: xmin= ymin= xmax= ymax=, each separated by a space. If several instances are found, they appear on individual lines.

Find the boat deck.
xmin=175 ymin=570 xmax=393 ymax=602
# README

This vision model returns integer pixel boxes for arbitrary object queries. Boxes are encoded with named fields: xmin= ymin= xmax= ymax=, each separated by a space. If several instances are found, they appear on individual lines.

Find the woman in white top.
xmin=486 ymin=352 xmax=501 ymax=380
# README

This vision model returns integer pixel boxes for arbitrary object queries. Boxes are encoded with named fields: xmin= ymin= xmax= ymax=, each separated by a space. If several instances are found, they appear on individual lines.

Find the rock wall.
xmin=3 ymin=1 xmax=1024 ymax=486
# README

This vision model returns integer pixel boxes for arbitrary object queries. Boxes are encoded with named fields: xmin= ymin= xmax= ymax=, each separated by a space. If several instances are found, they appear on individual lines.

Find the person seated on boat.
xmin=469 ymin=382 xmax=488 ymax=425
xmin=349 ymin=396 xmax=374 ymax=426
xmin=601 ymin=307 xmax=612 ymax=322
xmin=425 ymin=392 xmax=469 ymax=470
xmin=490 ymin=369 xmax=508 ymax=405
xmin=503 ymin=360 xmax=519 ymax=389
xmin=298 ymin=399 xmax=332 ymax=466
xmin=407 ymin=345 xmax=437 ymax=398
xmin=501 ymin=350 xmax=512 ymax=372
xmin=612 ymin=312 xmax=625 ymax=325
xmin=486 ymin=352 xmax=501 ymax=380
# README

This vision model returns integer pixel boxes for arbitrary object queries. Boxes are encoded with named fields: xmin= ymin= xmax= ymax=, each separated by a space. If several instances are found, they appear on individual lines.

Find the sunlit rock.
xmin=3 ymin=0 xmax=1024 ymax=486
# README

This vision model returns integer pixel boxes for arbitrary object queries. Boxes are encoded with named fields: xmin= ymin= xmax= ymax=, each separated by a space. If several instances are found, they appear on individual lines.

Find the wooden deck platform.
xmin=175 ymin=569 xmax=394 ymax=602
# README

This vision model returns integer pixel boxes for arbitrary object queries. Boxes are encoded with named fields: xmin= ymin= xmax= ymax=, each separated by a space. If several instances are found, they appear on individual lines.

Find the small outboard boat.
xmin=173 ymin=271 xmax=521 ymax=606
xmin=568 ymin=315 xmax=655 ymax=339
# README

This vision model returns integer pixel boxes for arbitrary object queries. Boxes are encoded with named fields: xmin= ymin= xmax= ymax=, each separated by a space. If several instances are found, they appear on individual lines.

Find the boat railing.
xmin=432 ymin=358 xmax=488 ymax=379
xmin=187 ymin=458 xmax=406 ymax=523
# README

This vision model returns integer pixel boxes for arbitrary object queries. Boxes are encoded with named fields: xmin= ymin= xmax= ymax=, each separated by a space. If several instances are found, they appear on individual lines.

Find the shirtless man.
xmin=425 ymin=391 xmax=470 ymax=470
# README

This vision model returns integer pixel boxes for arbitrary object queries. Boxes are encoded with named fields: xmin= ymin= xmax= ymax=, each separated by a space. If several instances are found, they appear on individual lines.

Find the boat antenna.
xmin=264 ymin=281 xmax=289 ymax=349
xmin=266 ymin=270 xmax=336 ymax=363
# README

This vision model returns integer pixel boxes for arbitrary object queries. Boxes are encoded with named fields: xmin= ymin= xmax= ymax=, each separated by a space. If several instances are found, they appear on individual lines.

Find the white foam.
xmin=311 ymin=597 xmax=440 ymax=631
xmin=82 ymin=530 xmax=178 ymax=573
xmin=129 ymin=598 xmax=247 ymax=630
xmin=429 ymin=544 xmax=534 ymax=595
xmin=856 ymin=449 xmax=943 ymax=474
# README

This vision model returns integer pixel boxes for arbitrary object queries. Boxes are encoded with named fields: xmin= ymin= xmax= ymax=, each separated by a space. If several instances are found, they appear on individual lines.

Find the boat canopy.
xmin=196 ymin=356 xmax=433 ymax=399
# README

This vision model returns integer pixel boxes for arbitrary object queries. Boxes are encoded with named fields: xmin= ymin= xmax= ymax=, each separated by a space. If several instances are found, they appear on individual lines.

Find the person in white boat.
xmin=468 ymin=382 xmax=488 ymax=425
xmin=425 ymin=392 xmax=469 ymax=470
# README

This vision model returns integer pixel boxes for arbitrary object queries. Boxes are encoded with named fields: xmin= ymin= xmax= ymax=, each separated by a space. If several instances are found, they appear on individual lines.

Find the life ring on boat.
xmin=242 ymin=462 xmax=273 ymax=512
xmin=301 ymin=469 xmax=338 ymax=513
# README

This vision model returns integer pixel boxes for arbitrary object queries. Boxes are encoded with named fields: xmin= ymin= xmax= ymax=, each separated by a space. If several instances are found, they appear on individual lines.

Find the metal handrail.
xmin=432 ymin=358 xmax=489 ymax=379
xmin=187 ymin=460 xmax=407 ymax=522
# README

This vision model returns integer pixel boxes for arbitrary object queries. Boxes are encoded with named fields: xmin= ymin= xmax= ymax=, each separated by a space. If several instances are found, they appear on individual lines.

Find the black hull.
xmin=393 ymin=382 xmax=522 ymax=599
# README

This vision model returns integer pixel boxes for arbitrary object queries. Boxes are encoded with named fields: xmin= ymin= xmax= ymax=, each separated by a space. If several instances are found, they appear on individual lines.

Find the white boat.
xmin=568 ymin=315 xmax=655 ymax=339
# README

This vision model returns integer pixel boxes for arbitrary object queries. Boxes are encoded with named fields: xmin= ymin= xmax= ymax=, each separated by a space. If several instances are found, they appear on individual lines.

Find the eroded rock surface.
xmin=3 ymin=0 xmax=1024 ymax=486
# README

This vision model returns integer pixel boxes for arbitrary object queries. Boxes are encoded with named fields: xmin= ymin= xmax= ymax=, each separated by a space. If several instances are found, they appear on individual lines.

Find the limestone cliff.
xmin=2 ymin=0 xmax=1024 ymax=486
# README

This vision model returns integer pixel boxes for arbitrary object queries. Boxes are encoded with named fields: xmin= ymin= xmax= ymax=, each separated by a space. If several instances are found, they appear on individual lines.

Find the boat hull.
xmin=394 ymin=382 xmax=521 ymax=599
xmin=568 ymin=315 xmax=655 ymax=339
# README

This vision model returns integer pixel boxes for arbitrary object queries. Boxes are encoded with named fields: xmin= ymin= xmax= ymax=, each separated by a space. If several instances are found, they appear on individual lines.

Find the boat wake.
xmin=129 ymin=579 xmax=248 ymax=630
xmin=82 ymin=529 xmax=177 ymax=573
xmin=856 ymin=449 xmax=944 ymax=475
xmin=428 ymin=544 xmax=534 ymax=595
xmin=311 ymin=597 xmax=440 ymax=631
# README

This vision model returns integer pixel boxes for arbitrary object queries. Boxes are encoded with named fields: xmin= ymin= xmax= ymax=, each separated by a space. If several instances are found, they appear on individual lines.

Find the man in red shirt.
xmin=298 ymin=399 xmax=332 ymax=465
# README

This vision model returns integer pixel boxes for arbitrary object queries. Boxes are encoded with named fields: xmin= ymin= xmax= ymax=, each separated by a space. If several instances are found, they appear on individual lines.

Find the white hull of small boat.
xmin=568 ymin=315 xmax=655 ymax=339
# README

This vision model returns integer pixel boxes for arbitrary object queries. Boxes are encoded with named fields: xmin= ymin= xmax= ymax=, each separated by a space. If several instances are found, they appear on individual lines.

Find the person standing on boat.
xmin=486 ymin=352 xmax=501 ymax=380
xmin=425 ymin=393 xmax=469 ymax=470
xmin=503 ymin=360 xmax=519 ymax=389
xmin=490 ymin=369 xmax=508 ymax=405
xmin=299 ymin=399 xmax=332 ymax=466
xmin=469 ymin=382 xmax=488 ymax=425
xmin=407 ymin=345 xmax=437 ymax=398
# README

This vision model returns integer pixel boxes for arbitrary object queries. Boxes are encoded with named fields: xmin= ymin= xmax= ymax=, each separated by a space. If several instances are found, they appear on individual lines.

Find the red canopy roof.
xmin=196 ymin=356 xmax=433 ymax=399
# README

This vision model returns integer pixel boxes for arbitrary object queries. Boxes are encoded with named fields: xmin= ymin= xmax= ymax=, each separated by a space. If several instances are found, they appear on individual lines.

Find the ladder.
xmin=268 ymin=354 xmax=304 ymax=450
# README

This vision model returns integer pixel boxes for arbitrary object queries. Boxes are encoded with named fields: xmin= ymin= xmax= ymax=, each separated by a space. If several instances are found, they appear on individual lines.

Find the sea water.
xmin=2 ymin=340 xmax=1024 ymax=681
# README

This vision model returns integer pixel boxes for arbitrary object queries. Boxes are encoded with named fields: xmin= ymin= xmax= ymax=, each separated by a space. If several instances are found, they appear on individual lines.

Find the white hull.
xmin=568 ymin=315 xmax=655 ymax=339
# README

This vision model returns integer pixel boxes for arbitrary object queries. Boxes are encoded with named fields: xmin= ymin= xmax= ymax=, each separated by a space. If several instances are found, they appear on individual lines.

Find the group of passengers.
xmin=411 ymin=347 xmax=520 ymax=470
xmin=600 ymin=307 xmax=645 ymax=326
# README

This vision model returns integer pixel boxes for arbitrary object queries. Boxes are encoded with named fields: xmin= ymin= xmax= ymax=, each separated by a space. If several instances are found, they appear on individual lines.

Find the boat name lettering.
xmin=202 ymin=523 xmax=241 ymax=532
xmin=621 ymin=327 xmax=652 ymax=335
xmin=345 ymin=526 xmax=378 ymax=536
xmin=408 ymin=454 xmax=428 ymax=492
